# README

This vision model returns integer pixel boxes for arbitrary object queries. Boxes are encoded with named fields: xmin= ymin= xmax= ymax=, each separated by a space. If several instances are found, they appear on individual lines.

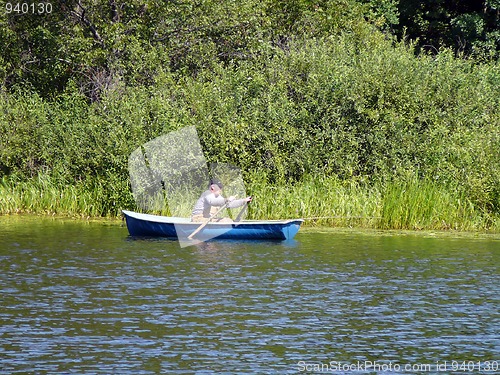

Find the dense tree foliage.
xmin=0 ymin=0 xmax=499 ymax=222
xmin=1 ymin=0 xmax=374 ymax=97
xmin=393 ymin=0 xmax=500 ymax=59
xmin=2 ymin=0 xmax=496 ymax=98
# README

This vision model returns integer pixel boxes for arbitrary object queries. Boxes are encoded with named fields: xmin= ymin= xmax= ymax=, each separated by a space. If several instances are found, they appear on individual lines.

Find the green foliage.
xmin=358 ymin=0 xmax=399 ymax=29
xmin=1 ymin=0 xmax=498 ymax=100
xmin=0 ymin=0 xmax=379 ymax=98
xmin=394 ymin=0 xmax=500 ymax=60
xmin=0 ymin=0 xmax=498 ymax=231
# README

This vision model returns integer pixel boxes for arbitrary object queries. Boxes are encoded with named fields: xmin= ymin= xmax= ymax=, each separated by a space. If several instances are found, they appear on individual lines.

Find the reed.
xmin=246 ymin=174 xmax=499 ymax=232
xmin=246 ymin=175 xmax=379 ymax=228
xmin=0 ymin=175 xmax=122 ymax=218
xmin=1 ymin=174 xmax=499 ymax=232
xmin=378 ymin=178 xmax=485 ymax=231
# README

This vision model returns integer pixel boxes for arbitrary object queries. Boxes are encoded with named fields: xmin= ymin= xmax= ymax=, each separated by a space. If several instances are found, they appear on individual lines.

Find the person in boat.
xmin=191 ymin=179 xmax=252 ymax=222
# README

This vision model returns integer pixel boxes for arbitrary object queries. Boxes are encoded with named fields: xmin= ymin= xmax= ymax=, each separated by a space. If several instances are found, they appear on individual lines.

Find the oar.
xmin=235 ymin=197 xmax=252 ymax=222
xmin=188 ymin=202 xmax=229 ymax=240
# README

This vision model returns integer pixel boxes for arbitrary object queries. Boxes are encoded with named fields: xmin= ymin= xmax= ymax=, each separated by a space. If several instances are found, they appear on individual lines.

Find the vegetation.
xmin=249 ymin=175 xmax=500 ymax=231
xmin=0 ymin=1 xmax=499 ymax=231
xmin=393 ymin=0 xmax=500 ymax=60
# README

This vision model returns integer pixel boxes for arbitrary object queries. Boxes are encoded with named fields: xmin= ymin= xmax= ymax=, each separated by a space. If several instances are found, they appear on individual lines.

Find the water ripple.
xmin=0 ymin=222 xmax=498 ymax=374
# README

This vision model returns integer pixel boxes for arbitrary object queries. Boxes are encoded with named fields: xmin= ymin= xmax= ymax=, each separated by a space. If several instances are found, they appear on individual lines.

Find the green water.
xmin=1 ymin=217 xmax=498 ymax=374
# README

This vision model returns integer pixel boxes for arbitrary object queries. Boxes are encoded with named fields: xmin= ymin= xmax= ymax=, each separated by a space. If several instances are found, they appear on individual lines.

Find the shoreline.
xmin=2 ymin=173 xmax=499 ymax=234
xmin=2 ymin=212 xmax=499 ymax=239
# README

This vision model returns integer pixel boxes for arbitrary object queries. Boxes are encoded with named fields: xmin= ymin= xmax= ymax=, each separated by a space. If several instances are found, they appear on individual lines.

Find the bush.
xmin=0 ymin=30 xmax=498 ymax=225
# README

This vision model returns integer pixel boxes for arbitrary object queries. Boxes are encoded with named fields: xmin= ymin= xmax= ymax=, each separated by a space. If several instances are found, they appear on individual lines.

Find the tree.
xmin=394 ymin=0 xmax=500 ymax=59
xmin=0 ymin=0 xmax=381 ymax=99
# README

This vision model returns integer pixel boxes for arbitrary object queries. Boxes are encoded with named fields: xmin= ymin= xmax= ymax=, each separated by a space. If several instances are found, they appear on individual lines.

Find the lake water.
xmin=0 ymin=217 xmax=498 ymax=374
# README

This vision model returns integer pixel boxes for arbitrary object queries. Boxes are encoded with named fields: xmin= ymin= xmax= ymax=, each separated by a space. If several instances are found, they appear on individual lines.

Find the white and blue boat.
xmin=122 ymin=210 xmax=303 ymax=241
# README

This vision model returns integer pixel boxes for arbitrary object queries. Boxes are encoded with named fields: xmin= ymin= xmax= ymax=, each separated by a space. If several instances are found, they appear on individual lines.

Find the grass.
xmin=247 ymin=176 xmax=500 ymax=232
xmin=247 ymin=175 xmax=381 ymax=228
xmin=379 ymin=178 xmax=477 ymax=230
xmin=0 ymin=175 xmax=117 ymax=218
xmin=1 ymin=174 xmax=499 ymax=232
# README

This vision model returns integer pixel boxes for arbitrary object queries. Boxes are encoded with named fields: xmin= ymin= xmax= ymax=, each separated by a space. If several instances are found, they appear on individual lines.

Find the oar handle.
xmin=188 ymin=202 xmax=229 ymax=240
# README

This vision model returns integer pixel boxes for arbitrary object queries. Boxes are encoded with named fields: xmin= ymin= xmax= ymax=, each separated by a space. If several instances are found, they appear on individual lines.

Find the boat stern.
xmin=282 ymin=220 xmax=303 ymax=240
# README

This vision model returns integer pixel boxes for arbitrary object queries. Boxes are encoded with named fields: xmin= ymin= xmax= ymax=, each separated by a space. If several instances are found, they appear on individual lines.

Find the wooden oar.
xmin=235 ymin=198 xmax=252 ymax=222
xmin=188 ymin=202 xmax=229 ymax=240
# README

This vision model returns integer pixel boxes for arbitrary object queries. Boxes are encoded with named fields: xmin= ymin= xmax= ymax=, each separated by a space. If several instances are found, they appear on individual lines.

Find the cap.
xmin=209 ymin=179 xmax=223 ymax=189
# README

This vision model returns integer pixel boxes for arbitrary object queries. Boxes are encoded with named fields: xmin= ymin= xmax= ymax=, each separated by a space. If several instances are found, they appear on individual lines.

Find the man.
xmin=191 ymin=180 xmax=252 ymax=222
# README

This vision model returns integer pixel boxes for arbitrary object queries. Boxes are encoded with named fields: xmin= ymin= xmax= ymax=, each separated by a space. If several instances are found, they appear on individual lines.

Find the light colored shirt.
xmin=192 ymin=190 xmax=246 ymax=218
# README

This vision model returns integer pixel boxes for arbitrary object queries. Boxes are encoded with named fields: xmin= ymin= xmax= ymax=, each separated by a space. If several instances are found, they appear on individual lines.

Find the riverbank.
xmin=1 ymin=175 xmax=499 ymax=233
xmin=2 ymin=34 xmax=498 ymax=234
xmin=1 ymin=213 xmax=499 ymax=242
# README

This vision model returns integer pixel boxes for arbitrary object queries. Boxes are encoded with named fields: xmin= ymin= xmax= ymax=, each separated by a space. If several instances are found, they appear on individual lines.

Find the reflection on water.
xmin=0 ymin=217 xmax=498 ymax=374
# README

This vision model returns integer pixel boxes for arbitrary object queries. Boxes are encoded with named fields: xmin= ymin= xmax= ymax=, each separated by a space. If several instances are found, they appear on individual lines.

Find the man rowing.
xmin=191 ymin=179 xmax=252 ymax=222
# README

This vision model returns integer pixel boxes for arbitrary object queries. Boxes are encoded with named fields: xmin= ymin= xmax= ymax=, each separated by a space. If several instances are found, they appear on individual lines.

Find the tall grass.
xmin=247 ymin=174 xmax=499 ymax=231
xmin=378 ymin=178 xmax=487 ymax=231
xmin=0 ymin=175 xmax=125 ymax=217
xmin=1 ymin=174 xmax=499 ymax=231
xmin=247 ymin=174 xmax=381 ymax=228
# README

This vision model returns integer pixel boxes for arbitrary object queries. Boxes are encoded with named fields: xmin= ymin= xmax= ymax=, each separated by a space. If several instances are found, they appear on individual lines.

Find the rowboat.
xmin=122 ymin=210 xmax=303 ymax=241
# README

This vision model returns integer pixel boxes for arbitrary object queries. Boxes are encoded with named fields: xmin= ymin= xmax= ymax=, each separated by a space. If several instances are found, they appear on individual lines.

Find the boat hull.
xmin=122 ymin=210 xmax=303 ymax=241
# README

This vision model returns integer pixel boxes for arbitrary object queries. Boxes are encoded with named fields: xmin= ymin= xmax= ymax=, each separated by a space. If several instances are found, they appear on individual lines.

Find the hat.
xmin=209 ymin=179 xmax=223 ymax=189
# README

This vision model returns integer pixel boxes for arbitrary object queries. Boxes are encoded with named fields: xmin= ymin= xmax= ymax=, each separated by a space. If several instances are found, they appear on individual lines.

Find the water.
xmin=0 ymin=217 xmax=498 ymax=374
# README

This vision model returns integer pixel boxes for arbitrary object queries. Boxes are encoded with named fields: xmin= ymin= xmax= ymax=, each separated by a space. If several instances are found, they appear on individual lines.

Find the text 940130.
xmin=5 ymin=2 xmax=52 ymax=14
